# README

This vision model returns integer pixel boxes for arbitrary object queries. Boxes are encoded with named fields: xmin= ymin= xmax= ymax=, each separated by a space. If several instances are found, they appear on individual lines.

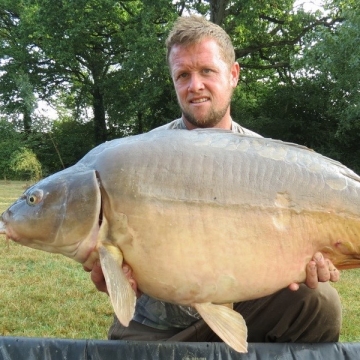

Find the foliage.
xmin=0 ymin=119 xmax=44 ymax=181
xmin=0 ymin=115 xmax=94 ymax=178
xmin=0 ymin=119 xmax=23 ymax=180
xmin=49 ymin=119 xmax=95 ymax=168
xmin=22 ymin=118 xmax=95 ymax=175
xmin=10 ymin=147 xmax=42 ymax=181
xmin=104 ymin=0 xmax=180 ymax=136
xmin=0 ymin=0 xmax=360 ymax=177
xmin=290 ymin=1 xmax=360 ymax=171
xmin=0 ymin=1 xmax=344 ymax=129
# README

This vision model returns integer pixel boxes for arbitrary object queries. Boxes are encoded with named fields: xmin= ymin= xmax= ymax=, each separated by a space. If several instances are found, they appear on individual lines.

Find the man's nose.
xmin=188 ymin=73 xmax=205 ymax=92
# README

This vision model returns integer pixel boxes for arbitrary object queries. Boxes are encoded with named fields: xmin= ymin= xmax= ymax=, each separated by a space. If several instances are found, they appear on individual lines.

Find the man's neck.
xmin=182 ymin=116 xmax=232 ymax=130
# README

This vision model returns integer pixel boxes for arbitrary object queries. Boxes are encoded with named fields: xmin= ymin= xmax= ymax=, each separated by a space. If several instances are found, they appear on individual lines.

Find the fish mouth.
xmin=0 ymin=213 xmax=15 ymax=240
xmin=0 ymin=218 xmax=6 ymax=234
xmin=0 ymin=217 xmax=11 ymax=249
xmin=0 ymin=217 xmax=23 ymax=244
xmin=0 ymin=218 xmax=11 ymax=249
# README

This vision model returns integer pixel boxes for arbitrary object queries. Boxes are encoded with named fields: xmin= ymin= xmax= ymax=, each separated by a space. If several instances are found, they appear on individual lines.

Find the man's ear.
xmin=231 ymin=62 xmax=240 ymax=88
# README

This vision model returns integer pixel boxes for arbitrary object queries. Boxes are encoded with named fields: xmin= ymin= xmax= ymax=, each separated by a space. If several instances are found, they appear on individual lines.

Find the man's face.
xmin=169 ymin=38 xmax=240 ymax=129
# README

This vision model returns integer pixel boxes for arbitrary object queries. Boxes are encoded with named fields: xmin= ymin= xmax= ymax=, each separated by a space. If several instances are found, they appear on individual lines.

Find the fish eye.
xmin=26 ymin=190 xmax=44 ymax=206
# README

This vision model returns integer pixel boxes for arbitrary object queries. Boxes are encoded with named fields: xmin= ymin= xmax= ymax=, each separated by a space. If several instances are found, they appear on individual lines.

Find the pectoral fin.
xmin=98 ymin=245 xmax=136 ymax=326
xmin=222 ymin=303 xmax=234 ymax=310
xmin=193 ymin=302 xmax=248 ymax=353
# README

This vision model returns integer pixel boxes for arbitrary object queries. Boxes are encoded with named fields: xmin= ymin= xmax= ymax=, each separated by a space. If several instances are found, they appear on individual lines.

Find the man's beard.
xmin=181 ymin=101 xmax=231 ymax=128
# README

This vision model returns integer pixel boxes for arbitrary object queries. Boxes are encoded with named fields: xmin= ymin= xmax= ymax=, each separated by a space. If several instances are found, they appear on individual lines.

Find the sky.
xmin=294 ymin=0 xmax=325 ymax=12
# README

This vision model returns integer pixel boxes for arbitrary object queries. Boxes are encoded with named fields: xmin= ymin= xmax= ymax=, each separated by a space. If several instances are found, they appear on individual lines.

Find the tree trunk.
xmin=23 ymin=107 xmax=32 ymax=134
xmin=92 ymin=85 xmax=107 ymax=145
xmin=136 ymin=112 xmax=143 ymax=134
xmin=209 ymin=0 xmax=229 ymax=25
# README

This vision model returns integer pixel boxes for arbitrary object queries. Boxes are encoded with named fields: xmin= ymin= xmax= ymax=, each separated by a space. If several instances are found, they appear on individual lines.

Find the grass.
xmin=333 ymin=270 xmax=360 ymax=342
xmin=0 ymin=180 xmax=113 ymax=339
xmin=1 ymin=180 xmax=360 ymax=342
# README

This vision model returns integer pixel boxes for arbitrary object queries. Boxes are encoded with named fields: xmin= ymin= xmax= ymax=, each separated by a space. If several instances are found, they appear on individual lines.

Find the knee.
xmin=294 ymin=283 xmax=342 ymax=341
xmin=299 ymin=283 xmax=341 ymax=317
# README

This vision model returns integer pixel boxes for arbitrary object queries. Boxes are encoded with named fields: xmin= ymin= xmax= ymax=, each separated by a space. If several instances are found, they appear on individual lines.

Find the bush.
xmin=10 ymin=147 xmax=42 ymax=181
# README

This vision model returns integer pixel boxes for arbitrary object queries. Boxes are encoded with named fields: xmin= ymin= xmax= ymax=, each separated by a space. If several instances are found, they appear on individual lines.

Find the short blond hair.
xmin=166 ymin=15 xmax=235 ymax=68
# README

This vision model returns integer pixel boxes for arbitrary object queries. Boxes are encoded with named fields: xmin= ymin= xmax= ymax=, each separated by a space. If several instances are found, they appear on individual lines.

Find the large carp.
xmin=1 ymin=129 xmax=360 ymax=353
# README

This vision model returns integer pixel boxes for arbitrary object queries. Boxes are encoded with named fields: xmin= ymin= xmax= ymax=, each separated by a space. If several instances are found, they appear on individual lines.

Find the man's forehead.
xmin=170 ymin=38 xmax=221 ymax=54
xmin=169 ymin=39 xmax=224 ymax=66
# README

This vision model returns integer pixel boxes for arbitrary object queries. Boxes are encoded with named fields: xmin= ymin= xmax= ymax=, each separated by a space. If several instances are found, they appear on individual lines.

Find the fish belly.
xmin=111 ymin=199 xmax=317 ymax=305
xmin=93 ymin=130 xmax=360 ymax=304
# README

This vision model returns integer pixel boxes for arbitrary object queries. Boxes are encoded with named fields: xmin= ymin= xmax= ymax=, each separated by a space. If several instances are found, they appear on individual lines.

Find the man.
xmin=87 ymin=15 xmax=341 ymax=344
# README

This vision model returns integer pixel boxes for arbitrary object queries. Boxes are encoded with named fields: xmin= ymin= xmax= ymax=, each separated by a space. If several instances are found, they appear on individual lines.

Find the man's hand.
xmin=83 ymin=261 xmax=109 ymax=294
xmin=289 ymin=252 xmax=340 ymax=291
xmin=83 ymin=261 xmax=142 ymax=297
xmin=122 ymin=264 xmax=142 ymax=298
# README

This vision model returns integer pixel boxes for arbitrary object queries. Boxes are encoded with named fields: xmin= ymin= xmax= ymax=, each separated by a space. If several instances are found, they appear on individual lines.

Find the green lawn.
xmin=333 ymin=270 xmax=360 ymax=342
xmin=0 ymin=180 xmax=360 ymax=342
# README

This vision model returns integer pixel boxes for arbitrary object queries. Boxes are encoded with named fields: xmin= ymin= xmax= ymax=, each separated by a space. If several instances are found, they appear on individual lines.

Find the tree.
xmin=290 ymin=0 xmax=360 ymax=171
xmin=10 ymin=147 xmax=42 ymax=181
xmin=0 ymin=1 xmax=39 ymax=133
xmin=104 ymin=0 xmax=179 ymax=136
xmin=0 ymin=119 xmax=24 ymax=179
xmin=0 ymin=0 xmax=353 ymax=174
xmin=1 ymin=1 xmax=345 ymax=126
xmin=229 ymin=0 xmax=360 ymax=172
xmin=23 ymin=0 xmax=144 ymax=145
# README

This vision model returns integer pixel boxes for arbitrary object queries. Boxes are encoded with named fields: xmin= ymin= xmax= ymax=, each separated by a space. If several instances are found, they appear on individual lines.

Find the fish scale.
xmin=1 ymin=129 xmax=360 ymax=353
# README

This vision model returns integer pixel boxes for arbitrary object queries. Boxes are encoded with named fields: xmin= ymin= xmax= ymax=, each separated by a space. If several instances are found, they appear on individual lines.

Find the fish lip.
xmin=0 ymin=220 xmax=6 ymax=234
xmin=0 ymin=221 xmax=14 ymax=241
xmin=0 ymin=217 xmax=18 ymax=248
